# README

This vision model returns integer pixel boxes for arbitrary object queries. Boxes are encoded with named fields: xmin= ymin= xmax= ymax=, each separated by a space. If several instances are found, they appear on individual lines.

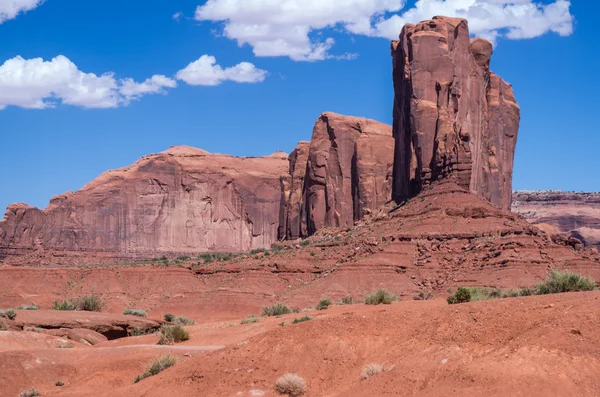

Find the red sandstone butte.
xmin=391 ymin=16 xmax=520 ymax=210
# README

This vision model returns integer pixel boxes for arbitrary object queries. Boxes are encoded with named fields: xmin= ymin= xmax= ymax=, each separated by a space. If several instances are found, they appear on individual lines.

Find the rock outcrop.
xmin=391 ymin=16 xmax=520 ymax=210
xmin=513 ymin=191 xmax=600 ymax=251
xmin=0 ymin=146 xmax=288 ymax=262
xmin=281 ymin=112 xmax=394 ymax=238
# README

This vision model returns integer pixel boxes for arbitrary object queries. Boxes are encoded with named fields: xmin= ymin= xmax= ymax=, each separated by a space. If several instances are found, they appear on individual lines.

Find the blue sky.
xmin=0 ymin=0 xmax=598 ymax=212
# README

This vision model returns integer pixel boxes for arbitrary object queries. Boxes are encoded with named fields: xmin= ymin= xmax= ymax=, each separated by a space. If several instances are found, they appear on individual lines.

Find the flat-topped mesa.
xmin=281 ymin=112 xmax=394 ymax=239
xmin=0 ymin=147 xmax=288 ymax=262
xmin=391 ymin=16 xmax=520 ymax=210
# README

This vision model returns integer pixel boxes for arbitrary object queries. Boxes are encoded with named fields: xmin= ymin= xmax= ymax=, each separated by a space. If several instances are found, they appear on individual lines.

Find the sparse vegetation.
xmin=414 ymin=291 xmax=434 ymax=301
xmin=341 ymin=296 xmax=353 ymax=305
xmin=447 ymin=270 xmax=597 ymax=305
xmin=299 ymin=239 xmax=310 ymax=247
xmin=0 ymin=320 xmax=6 ymax=331
xmin=19 ymin=389 xmax=40 ymax=397
xmin=241 ymin=315 xmax=260 ymax=325
xmin=316 ymin=298 xmax=331 ymax=310
xmin=55 ymin=381 xmax=64 ymax=387
xmin=292 ymin=316 xmax=313 ymax=324
xmin=123 ymin=308 xmax=147 ymax=317
xmin=163 ymin=313 xmax=195 ymax=325
xmin=158 ymin=324 xmax=190 ymax=345
xmin=262 ymin=303 xmax=292 ymax=317
xmin=130 ymin=327 xmax=156 ymax=336
xmin=250 ymin=248 xmax=269 ymax=255
xmin=58 ymin=343 xmax=74 ymax=348
xmin=361 ymin=363 xmax=384 ymax=380
xmin=134 ymin=355 xmax=177 ymax=383
xmin=17 ymin=304 xmax=39 ymax=310
xmin=275 ymin=373 xmax=306 ymax=396
xmin=52 ymin=294 xmax=104 ymax=312
xmin=0 ymin=308 xmax=17 ymax=320
xmin=365 ymin=289 xmax=397 ymax=305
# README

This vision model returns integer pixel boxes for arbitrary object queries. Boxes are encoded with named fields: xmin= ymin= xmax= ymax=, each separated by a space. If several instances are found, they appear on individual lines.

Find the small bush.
xmin=0 ymin=308 xmax=16 ymax=320
xmin=241 ymin=315 xmax=260 ymax=325
xmin=341 ymin=296 xmax=353 ymax=305
xmin=58 ymin=343 xmax=74 ymax=348
xmin=134 ymin=355 xmax=177 ymax=383
xmin=163 ymin=313 xmax=195 ymax=325
xmin=55 ymin=381 xmax=64 ymax=386
xmin=130 ymin=328 xmax=156 ymax=336
xmin=262 ymin=303 xmax=292 ymax=317
xmin=77 ymin=294 xmax=104 ymax=312
xmin=17 ymin=304 xmax=39 ymax=311
xmin=158 ymin=324 xmax=190 ymax=345
xmin=19 ymin=390 xmax=40 ymax=397
xmin=52 ymin=299 xmax=79 ymax=311
xmin=316 ymin=298 xmax=331 ymax=311
xmin=536 ymin=269 xmax=596 ymax=294
xmin=250 ymin=248 xmax=269 ymax=255
xmin=275 ymin=373 xmax=306 ymax=396
xmin=0 ymin=320 xmax=6 ymax=331
xmin=164 ymin=313 xmax=176 ymax=322
xmin=299 ymin=240 xmax=310 ymax=247
xmin=292 ymin=316 xmax=313 ymax=324
xmin=361 ymin=363 xmax=384 ymax=380
xmin=447 ymin=287 xmax=471 ymax=304
xmin=365 ymin=289 xmax=397 ymax=305
xmin=123 ymin=308 xmax=147 ymax=318
xmin=413 ymin=291 xmax=434 ymax=301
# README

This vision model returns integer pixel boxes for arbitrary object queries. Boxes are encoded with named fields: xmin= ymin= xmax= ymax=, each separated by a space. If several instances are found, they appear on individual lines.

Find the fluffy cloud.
xmin=175 ymin=55 xmax=267 ymax=86
xmin=0 ymin=55 xmax=176 ymax=110
xmin=195 ymin=0 xmax=574 ymax=61
xmin=0 ymin=0 xmax=44 ymax=24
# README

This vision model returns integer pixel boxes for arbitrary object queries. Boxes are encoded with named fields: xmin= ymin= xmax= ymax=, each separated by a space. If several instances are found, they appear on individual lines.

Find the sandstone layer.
xmin=281 ymin=112 xmax=394 ymax=239
xmin=513 ymin=191 xmax=600 ymax=251
xmin=391 ymin=16 xmax=520 ymax=210
xmin=0 ymin=146 xmax=288 ymax=263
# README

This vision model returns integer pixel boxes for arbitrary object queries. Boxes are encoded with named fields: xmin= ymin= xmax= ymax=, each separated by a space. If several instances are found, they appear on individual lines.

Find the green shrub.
xmin=316 ymin=298 xmax=331 ymax=310
xmin=250 ymin=248 xmax=268 ymax=255
xmin=163 ymin=313 xmax=195 ymax=325
xmin=19 ymin=389 xmax=40 ymax=397
xmin=292 ymin=316 xmax=313 ymax=324
xmin=341 ymin=296 xmax=353 ymax=305
xmin=299 ymin=240 xmax=310 ymax=247
xmin=177 ymin=256 xmax=191 ymax=261
xmin=0 ymin=309 xmax=17 ymax=320
xmin=447 ymin=287 xmax=471 ymax=304
xmin=0 ymin=320 xmax=6 ymax=331
xmin=77 ymin=294 xmax=104 ymax=312
xmin=123 ymin=309 xmax=147 ymax=318
xmin=17 ymin=304 xmax=39 ymax=310
xmin=158 ymin=324 xmax=190 ymax=345
xmin=134 ymin=355 xmax=177 ymax=383
xmin=130 ymin=327 xmax=157 ymax=336
xmin=536 ymin=269 xmax=596 ymax=294
xmin=52 ymin=299 xmax=79 ymax=311
xmin=55 ymin=381 xmax=64 ymax=387
xmin=365 ymin=289 xmax=397 ymax=305
xmin=262 ymin=303 xmax=292 ymax=317
xmin=241 ymin=315 xmax=260 ymax=325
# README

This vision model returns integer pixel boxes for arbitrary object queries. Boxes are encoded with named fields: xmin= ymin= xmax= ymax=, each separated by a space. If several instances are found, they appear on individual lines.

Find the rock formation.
xmin=0 ymin=146 xmax=288 ymax=261
xmin=281 ymin=112 xmax=394 ymax=239
xmin=513 ymin=191 xmax=600 ymax=251
xmin=391 ymin=16 xmax=520 ymax=210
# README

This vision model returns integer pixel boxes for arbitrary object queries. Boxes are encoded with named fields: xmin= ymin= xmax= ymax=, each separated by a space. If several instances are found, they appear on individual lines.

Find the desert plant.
xmin=163 ymin=313 xmax=195 ymax=325
xmin=241 ymin=315 xmax=260 ymax=325
xmin=413 ymin=291 xmax=434 ymax=301
xmin=341 ymin=296 xmax=353 ymax=305
xmin=57 ymin=343 xmax=74 ymax=348
xmin=130 ymin=327 xmax=156 ymax=336
xmin=19 ymin=389 xmax=40 ymax=397
xmin=365 ymin=289 xmax=397 ymax=305
xmin=447 ymin=287 xmax=471 ymax=304
xmin=316 ymin=298 xmax=331 ymax=310
xmin=158 ymin=324 xmax=190 ymax=345
xmin=55 ymin=381 xmax=64 ymax=386
xmin=536 ymin=269 xmax=596 ymax=294
xmin=17 ymin=304 xmax=39 ymax=310
xmin=123 ymin=308 xmax=147 ymax=317
xmin=77 ymin=294 xmax=104 ymax=312
xmin=134 ymin=355 xmax=177 ymax=383
xmin=292 ymin=316 xmax=313 ymax=324
xmin=0 ymin=320 xmax=6 ymax=331
xmin=275 ymin=373 xmax=306 ymax=396
xmin=0 ymin=308 xmax=16 ymax=320
xmin=262 ymin=303 xmax=292 ymax=317
xmin=52 ymin=299 xmax=79 ymax=311
xmin=361 ymin=363 xmax=384 ymax=380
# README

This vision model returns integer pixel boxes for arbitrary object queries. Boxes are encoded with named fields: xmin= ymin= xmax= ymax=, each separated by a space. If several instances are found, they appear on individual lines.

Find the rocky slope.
xmin=391 ymin=17 xmax=520 ymax=210
xmin=513 ymin=191 xmax=600 ymax=251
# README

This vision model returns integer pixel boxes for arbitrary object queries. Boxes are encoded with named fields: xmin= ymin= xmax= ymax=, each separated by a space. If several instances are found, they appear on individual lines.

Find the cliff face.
xmin=281 ymin=112 xmax=395 ymax=239
xmin=512 ymin=191 xmax=600 ymax=251
xmin=391 ymin=16 xmax=520 ymax=210
xmin=0 ymin=146 xmax=288 ymax=260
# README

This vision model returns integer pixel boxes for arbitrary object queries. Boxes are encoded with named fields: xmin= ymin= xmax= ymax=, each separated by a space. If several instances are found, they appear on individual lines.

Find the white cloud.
xmin=173 ymin=11 xmax=183 ymax=21
xmin=175 ymin=55 xmax=267 ymax=86
xmin=0 ymin=55 xmax=176 ymax=110
xmin=195 ymin=0 xmax=574 ymax=60
xmin=0 ymin=0 xmax=44 ymax=24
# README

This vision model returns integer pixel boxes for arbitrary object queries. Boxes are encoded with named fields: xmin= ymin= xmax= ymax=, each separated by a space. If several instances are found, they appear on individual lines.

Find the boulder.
xmin=391 ymin=16 xmax=520 ymax=210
